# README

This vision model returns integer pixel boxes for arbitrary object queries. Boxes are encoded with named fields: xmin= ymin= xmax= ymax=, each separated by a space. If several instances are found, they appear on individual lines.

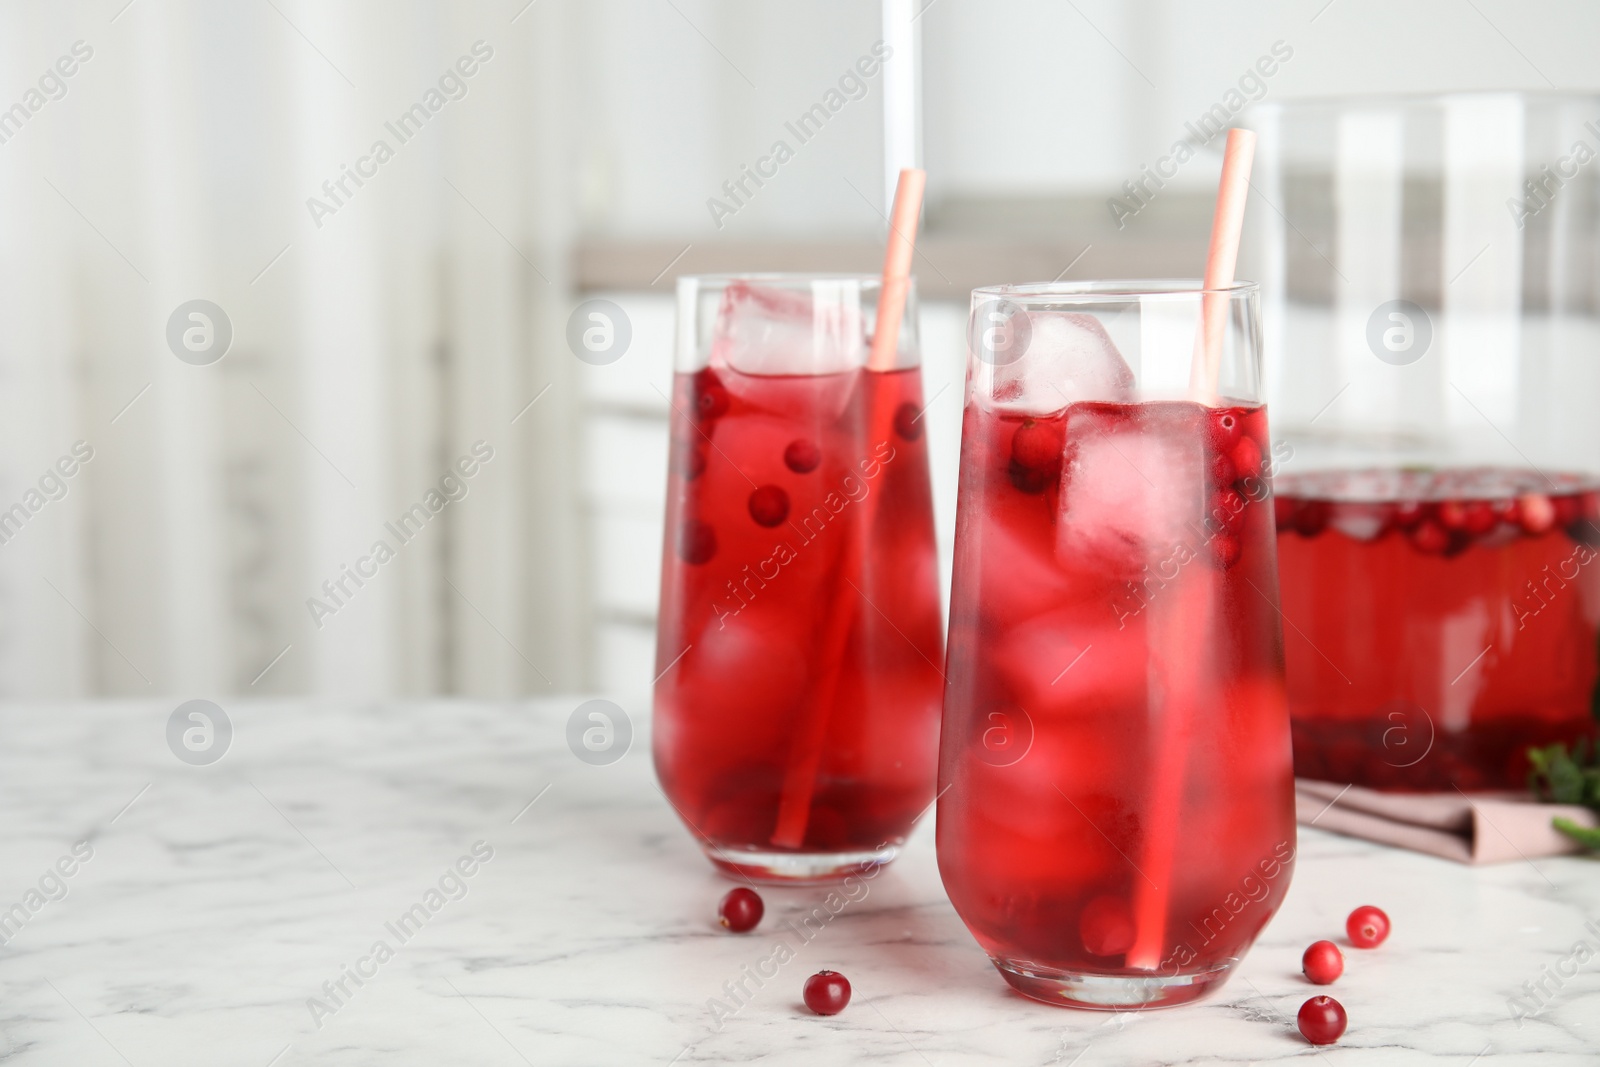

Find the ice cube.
xmin=710 ymin=280 xmax=863 ymax=377
xmin=1055 ymin=404 xmax=1206 ymax=573
xmin=989 ymin=311 xmax=1135 ymax=416
xmin=708 ymin=280 xmax=862 ymax=419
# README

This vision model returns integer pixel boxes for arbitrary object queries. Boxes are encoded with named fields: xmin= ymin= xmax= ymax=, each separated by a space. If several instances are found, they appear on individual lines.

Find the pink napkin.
xmin=1295 ymin=778 xmax=1599 ymax=865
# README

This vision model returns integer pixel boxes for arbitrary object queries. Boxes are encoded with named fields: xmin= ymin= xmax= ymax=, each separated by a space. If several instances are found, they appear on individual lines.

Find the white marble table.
xmin=0 ymin=700 xmax=1594 ymax=1066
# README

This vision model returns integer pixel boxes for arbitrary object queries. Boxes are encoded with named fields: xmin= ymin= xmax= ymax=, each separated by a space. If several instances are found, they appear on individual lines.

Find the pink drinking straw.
xmin=770 ymin=168 xmax=927 ymax=850
xmin=1127 ymin=129 xmax=1256 ymax=971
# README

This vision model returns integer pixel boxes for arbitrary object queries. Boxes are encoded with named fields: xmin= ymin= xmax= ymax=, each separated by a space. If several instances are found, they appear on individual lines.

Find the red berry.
xmin=1209 ymin=409 xmax=1243 ymax=451
xmin=1210 ymin=488 xmax=1247 ymax=535
xmin=1409 ymin=519 xmax=1449 ymax=555
xmin=1393 ymin=500 xmax=1426 ymax=530
xmin=892 ymin=402 xmax=924 ymax=441
xmin=1209 ymin=450 xmax=1237 ymax=488
xmin=1437 ymin=500 xmax=1468 ymax=530
xmin=674 ymin=441 xmax=707 ymax=480
xmin=1346 ymin=905 xmax=1390 ymax=948
xmin=1231 ymin=436 xmax=1264 ymax=481
xmin=1552 ymin=493 xmax=1581 ymax=527
xmin=1293 ymin=500 xmax=1330 ymax=537
xmin=718 ymin=887 xmax=763 ymax=933
xmin=748 ymin=485 xmax=790 ymax=527
xmin=690 ymin=369 xmax=729 ymax=422
xmin=1462 ymin=501 xmax=1497 ymax=535
xmin=1274 ymin=496 xmax=1294 ymax=530
xmin=1211 ymin=531 xmax=1242 ymax=569
xmin=1079 ymin=895 xmax=1136 ymax=956
xmin=1010 ymin=418 xmax=1064 ymax=473
xmin=1519 ymin=493 xmax=1555 ymax=534
xmin=1302 ymin=940 xmax=1344 ymax=985
xmin=1297 ymin=995 xmax=1347 ymax=1045
xmin=677 ymin=519 xmax=717 ymax=565
xmin=803 ymin=970 xmax=851 ymax=1015
xmin=784 ymin=438 xmax=821 ymax=474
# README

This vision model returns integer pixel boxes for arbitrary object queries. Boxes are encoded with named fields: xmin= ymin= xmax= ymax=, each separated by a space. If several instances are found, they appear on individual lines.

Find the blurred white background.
xmin=1 ymin=0 xmax=1596 ymax=700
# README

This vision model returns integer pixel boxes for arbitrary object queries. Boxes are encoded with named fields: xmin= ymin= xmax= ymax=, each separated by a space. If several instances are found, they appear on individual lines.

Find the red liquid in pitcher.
xmin=1276 ymin=468 xmax=1600 ymax=790
xmin=653 ymin=364 xmax=944 ymax=868
xmin=937 ymin=399 xmax=1295 ymax=1003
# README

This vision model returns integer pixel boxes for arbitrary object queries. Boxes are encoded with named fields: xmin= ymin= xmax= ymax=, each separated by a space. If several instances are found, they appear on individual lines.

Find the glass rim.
xmin=678 ymin=272 xmax=909 ymax=287
xmin=971 ymin=279 xmax=1259 ymax=301
xmin=1248 ymin=90 xmax=1600 ymax=114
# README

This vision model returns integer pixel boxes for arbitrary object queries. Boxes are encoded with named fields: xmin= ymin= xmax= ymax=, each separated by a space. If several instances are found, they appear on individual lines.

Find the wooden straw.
xmin=770 ymin=168 xmax=926 ymax=849
xmin=1127 ymin=130 xmax=1255 ymax=971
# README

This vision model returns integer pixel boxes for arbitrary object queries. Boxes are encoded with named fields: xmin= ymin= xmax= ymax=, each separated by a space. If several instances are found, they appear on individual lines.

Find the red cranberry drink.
xmin=1276 ymin=467 xmax=1600 ymax=790
xmin=654 ymin=276 xmax=943 ymax=883
xmin=938 ymin=283 xmax=1296 ymax=1010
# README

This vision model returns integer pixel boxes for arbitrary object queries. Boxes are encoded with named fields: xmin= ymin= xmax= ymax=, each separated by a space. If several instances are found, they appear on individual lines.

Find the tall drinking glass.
xmin=938 ymin=281 xmax=1295 ymax=1009
xmin=654 ymin=274 xmax=944 ymax=883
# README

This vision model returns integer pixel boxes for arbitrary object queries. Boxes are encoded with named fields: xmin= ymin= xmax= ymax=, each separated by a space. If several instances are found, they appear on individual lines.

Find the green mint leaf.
xmin=1552 ymin=816 xmax=1600 ymax=851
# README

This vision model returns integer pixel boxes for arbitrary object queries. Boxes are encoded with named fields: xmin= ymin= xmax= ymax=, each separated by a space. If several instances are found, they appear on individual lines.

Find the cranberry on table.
xmin=1347 ymin=905 xmax=1390 ymax=948
xmin=784 ymin=438 xmax=822 ymax=474
xmin=1297 ymin=995 xmax=1347 ymax=1045
xmin=803 ymin=970 xmax=851 ymax=1015
xmin=717 ymin=887 xmax=763 ymax=933
xmin=1302 ymin=939 xmax=1344 ymax=985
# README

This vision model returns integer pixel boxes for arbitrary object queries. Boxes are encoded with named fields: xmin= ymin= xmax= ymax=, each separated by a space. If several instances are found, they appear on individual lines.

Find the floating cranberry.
xmin=1211 ymin=488 xmax=1247 ymax=535
xmin=1409 ymin=520 xmax=1450 ymax=555
xmin=690 ymin=369 xmax=730 ymax=422
xmin=1079 ymin=896 xmax=1136 ymax=956
xmin=1209 ymin=409 xmax=1243 ymax=451
xmin=674 ymin=442 xmax=707 ymax=480
xmin=1515 ymin=493 xmax=1552 ymax=533
xmin=1438 ymin=500 xmax=1470 ymax=530
xmin=1552 ymin=493 xmax=1581 ymax=527
xmin=677 ymin=519 xmax=717 ymax=565
xmin=1274 ymin=496 xmax=1295 ymax=530
xmin=1297 ymin=995 xmax=1347 ymax=1045
xmin=1008 ymin=461 xmax=1054 ymax=495
xmin=1462 ymin=501 xmax=1497 ymax=536
xmin=892 ymin=402 xmax=924 ymax=441
xmin=748 ymin=486 xmax=790 ymax=527
xmin=803 ymin=970 xmax=851 ymax=1015
xmin=1011 ymin=418 xmax=1065 ymax=473
xmin=784 ymin=438 xmax=822 ymax=474
xmin=1231 ymin=436 xmax=1264 ymax=481
xmin=1302 ymin=940 xmax=1344 ymax=985
xmin=718 ymin=887 xmax=764 ymax=933
xmin=1346 ymin=905 xmax=1390 ymax=948
xmin=1293 ymin=500 xmax=1330 ymax=537
xmin=1210 ymin=450 xmax=1238 ymax=488
xmin=1393 ymin=500 xmax=1426 ymax=530
xmin=1584 ymin=490 xmax=1600 ymax=520
xmin=1211 ymin=531 xmax=1242 ymax=569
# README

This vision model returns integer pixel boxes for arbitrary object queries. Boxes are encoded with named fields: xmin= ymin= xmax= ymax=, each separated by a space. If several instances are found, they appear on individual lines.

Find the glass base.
xmin=991 ymin=956 xmax=1236 ymax=1010
xmin=703 ymin=843 xmax=898 ymax=885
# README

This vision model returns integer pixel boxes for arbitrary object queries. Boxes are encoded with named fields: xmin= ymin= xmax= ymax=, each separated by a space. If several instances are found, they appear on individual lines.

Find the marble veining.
xmin=0 ymin=700 xmax=1595 ymax=1065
